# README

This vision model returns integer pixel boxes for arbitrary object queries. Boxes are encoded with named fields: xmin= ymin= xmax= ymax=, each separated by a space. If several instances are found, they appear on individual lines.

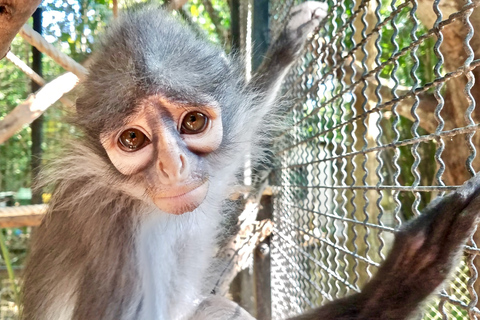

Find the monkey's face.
xmin=100 ymin=95 xmax=223 ymax=215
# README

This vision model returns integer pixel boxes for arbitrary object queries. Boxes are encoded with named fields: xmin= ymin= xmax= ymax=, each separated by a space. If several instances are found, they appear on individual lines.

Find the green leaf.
xmin=190 ymin=5 xmax=199 ymax=17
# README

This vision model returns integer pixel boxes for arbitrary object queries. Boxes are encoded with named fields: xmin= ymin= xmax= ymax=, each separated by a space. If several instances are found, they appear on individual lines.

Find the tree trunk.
xmin=417 ymin=0 xmax=480 ymax=308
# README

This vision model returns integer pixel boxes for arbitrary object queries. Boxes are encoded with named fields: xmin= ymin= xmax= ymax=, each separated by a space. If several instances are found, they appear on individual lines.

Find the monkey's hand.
xmin=283 ymin=1 xmax=328 ymax=56
xmin=250 ymin=1 xmax=328 ymax=99
xmin=268 ymin=1 xmax=328 ymax=61
xmin=357 ymin=174 xmax=480 ymax=319
xmin=291 ymin=175 xmax=480 ymax=320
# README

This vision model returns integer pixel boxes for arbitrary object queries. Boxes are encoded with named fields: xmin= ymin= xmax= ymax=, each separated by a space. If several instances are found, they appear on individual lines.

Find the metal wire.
xmin=268 ymin=0 xmax=480 ymax=319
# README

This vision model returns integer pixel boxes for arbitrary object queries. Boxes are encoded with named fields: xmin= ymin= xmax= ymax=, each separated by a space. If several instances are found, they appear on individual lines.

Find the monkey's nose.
xmin=158 ymin=154 xmax=187 ymax=183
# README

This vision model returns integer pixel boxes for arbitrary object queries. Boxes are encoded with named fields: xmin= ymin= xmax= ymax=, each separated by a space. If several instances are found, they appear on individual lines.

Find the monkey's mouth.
xmin=152 ymin=181 xmax=209 ymax=215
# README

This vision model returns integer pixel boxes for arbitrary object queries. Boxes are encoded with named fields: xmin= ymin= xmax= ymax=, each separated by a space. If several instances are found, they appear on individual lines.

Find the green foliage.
xmin=377 ymin=3 xmax=439 ymax=89
xmin=184 ymin=0 xmax=231 ymax=48
xmin=0 ymin=37 xmax=31 ymax=192
xmin=43 ymin=0 xmax=112 ymax=61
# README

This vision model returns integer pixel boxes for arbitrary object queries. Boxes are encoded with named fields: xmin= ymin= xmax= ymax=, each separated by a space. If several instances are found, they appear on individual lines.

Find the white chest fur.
xmin=136 ymin=208 xmax=221 ymax=320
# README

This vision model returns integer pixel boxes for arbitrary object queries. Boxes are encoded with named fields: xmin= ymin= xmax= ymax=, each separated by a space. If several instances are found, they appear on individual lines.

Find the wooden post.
xmin=230 ymin=0 xmax=240 ymax=53
xmin=252 ymin=1 xmax=272 ymax=318
xmin=254 ymin=194 xmax=272 ymax=320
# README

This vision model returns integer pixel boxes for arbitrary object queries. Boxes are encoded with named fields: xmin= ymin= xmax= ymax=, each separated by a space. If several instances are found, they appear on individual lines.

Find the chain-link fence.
xmin=268 ymin=0 xmax=480 ymax=319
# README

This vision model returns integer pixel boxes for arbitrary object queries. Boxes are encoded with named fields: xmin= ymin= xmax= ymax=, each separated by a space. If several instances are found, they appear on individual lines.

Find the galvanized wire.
xmin=268 ymin=0 xmax=480 ymax=319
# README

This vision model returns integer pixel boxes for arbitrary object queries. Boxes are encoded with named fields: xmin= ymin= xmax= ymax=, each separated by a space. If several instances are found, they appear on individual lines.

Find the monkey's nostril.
xmin=179 ymin=155 xmax=186 ymax=172
xmin=158 ymin=161 xmax=171 ymax=179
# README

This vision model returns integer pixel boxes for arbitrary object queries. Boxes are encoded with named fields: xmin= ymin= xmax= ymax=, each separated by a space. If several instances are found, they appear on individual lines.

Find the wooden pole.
xmin=252 ymin=0 xmax=269 ymax=71
xmin=112 ymin=0 xmax=118 ymax=18
xmin=30 ymin=7 xmax=43 ymax=205
xmin=19 ymin=24 xmax=87 ymax=79
xmin=5 ymin=52 xmax=74 ymax=108
xmin=251 ymin=1 xmax=272 ymax=317
xmin=0 ymin=72 xmax=79 ymax=145
xmin=254 ymin=195 xmax=273 ymax=320
xmin=0 ymin=205 xmax=47 ymax=228
xmin=231 ymin=0 xmax=240 ymax=52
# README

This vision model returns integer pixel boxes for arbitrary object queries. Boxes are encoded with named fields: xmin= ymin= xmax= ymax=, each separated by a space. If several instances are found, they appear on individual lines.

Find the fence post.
xmin=252 ymin=1 xmax=271 ymax=318
xmin=254 ymin=194 xmax=272 ymax=320
xmin=230 ymin=0 xmax=240 ymax=52
xmin=252 ymin=0 xmax=269 ymax=71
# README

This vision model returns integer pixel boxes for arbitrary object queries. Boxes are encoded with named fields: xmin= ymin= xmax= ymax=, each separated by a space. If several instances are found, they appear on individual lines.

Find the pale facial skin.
xmin=101 ymin=96 xmax=223 ymax=215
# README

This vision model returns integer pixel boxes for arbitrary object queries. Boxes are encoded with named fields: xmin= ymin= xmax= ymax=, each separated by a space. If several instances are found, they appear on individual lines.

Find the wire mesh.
xmin=268 ymin=0 xmax=480 ymax=319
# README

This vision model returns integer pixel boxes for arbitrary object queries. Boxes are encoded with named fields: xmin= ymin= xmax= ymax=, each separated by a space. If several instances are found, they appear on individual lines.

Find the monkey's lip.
xmin=153 ymin=181 xmax=209 ymax=215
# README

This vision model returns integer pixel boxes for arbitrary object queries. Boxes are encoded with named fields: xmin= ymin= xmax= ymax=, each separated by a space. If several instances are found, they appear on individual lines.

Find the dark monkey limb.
xmin=291 ymin=175 xmax=480 ymax=320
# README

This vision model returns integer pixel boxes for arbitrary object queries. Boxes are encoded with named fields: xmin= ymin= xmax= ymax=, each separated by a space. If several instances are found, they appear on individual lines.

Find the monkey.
xmin=20 ymin=2 xmax=480 ymax=320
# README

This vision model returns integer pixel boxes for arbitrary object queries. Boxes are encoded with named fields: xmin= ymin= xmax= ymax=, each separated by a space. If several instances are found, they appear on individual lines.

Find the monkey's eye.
xmin=118 ymin=128 xmax=150 ymax=151
xmin=181 ymin=112 xmax=208 ymax=134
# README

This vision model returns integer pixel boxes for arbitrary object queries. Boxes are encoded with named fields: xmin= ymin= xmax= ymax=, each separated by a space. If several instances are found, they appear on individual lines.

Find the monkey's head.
xmin=74 ymin=8 xmax=253 ymax=215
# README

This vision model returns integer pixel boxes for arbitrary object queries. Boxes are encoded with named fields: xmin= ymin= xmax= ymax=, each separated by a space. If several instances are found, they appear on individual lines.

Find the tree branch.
xmin=5 ymin=51 xmax=74 ymax=108
xmin=0 ymin=0 xmax=41 ymax=60
xmin=19 ymin=24 xmax=87 ymax=79
xmin=0 ymin=73 xmax=79 ymax=145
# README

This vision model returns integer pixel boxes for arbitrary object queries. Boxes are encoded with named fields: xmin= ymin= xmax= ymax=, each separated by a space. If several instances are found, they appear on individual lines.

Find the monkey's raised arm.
xmin=290 ymin=175 xmax=480 ymax=320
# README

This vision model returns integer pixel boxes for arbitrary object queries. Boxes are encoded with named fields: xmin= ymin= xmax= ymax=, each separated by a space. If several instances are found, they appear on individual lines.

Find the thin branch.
xmin=6 ymin=51 xmax=74 ymax=108
xmin=112 ymin=0 xmax=118 ymax=18
xmin=19 ymin=24 xmax=87 ymax=80
xmin=0 ymin=73 xmax=79 ymax=145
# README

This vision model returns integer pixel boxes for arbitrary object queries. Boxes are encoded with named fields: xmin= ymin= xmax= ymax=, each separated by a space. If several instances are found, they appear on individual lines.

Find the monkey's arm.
xmin=291 ymin=174 xmax=480 ymax=320
xmin=192 ymin=176 xmax=480 ymax=320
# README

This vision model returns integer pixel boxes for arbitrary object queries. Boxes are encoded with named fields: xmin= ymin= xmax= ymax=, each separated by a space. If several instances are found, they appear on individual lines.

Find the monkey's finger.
xmin=413 ymin=196 xmax=480 ymax=288
xmin=427 ymin=174 xmax=480 ymax=245
xmin=443 ymin=194 xmax=480 ymax=252
xmin=395 ymin=175 xmax=480 ymax=276
xmin=401 ymin=174 xmax=480 ymax=247
xmin=388 ymin=187 xmax=473 ymax=272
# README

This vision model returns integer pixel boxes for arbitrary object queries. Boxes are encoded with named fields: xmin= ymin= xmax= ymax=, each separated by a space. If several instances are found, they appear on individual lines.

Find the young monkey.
xmin=21 ymin=2 xmax=480 ymax=320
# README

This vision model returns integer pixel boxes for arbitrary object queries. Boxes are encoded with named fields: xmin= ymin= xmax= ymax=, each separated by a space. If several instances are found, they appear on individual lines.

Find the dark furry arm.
xmin=290 ymin=174 xmax=480 ymax=320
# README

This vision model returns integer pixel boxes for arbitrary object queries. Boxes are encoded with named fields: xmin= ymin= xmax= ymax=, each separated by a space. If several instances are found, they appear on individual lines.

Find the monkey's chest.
xmin=135 ymin=212 xmax=218 ymax=320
